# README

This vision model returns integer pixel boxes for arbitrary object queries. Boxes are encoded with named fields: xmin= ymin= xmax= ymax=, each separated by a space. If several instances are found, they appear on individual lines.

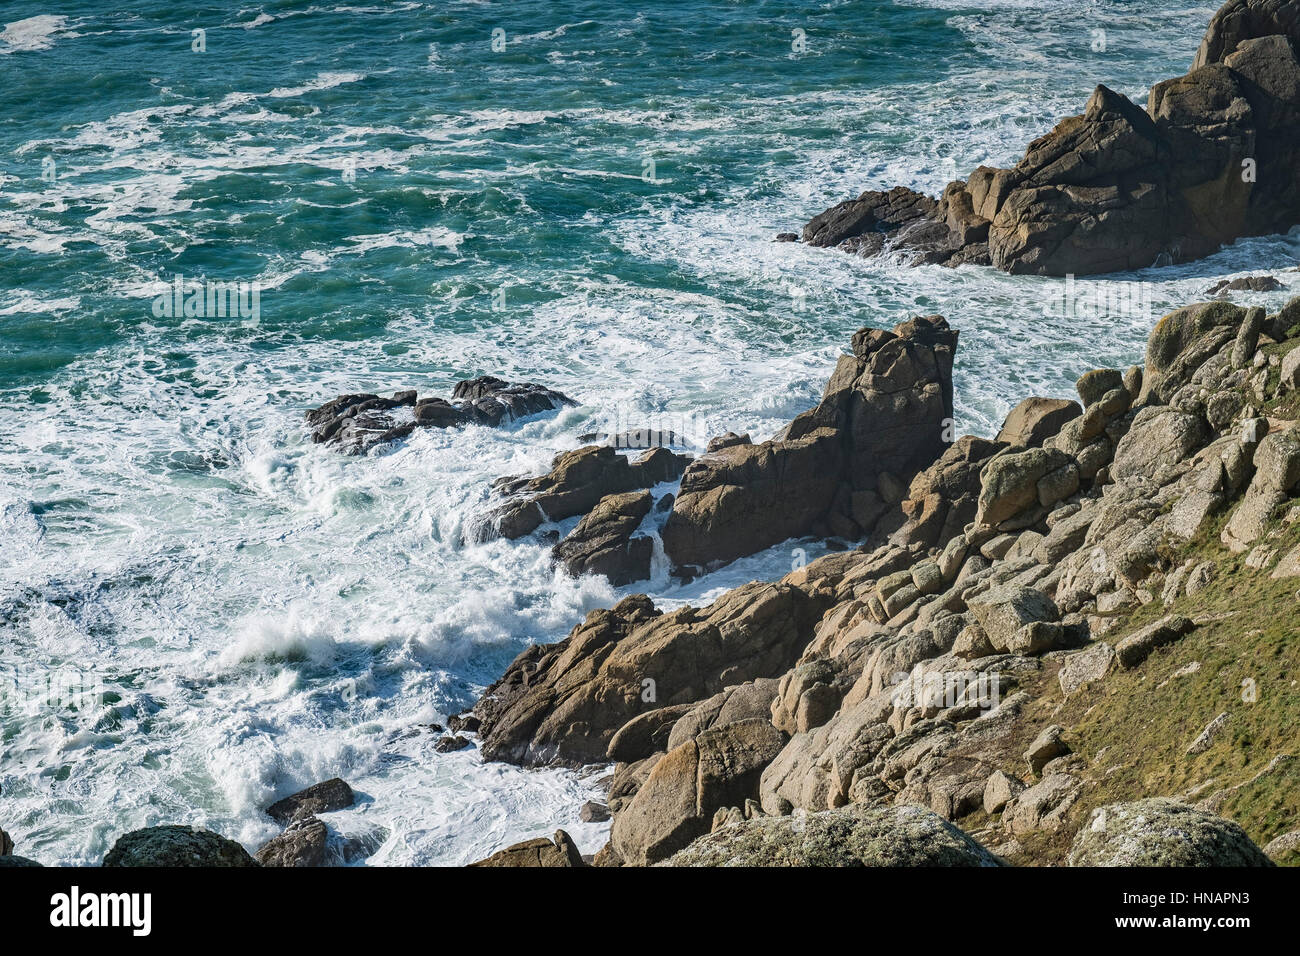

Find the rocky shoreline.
xmin=456 ymin=284 xmax=1299 ymax=867
xmin=798 ymin=0 xmax=1300 ymax=276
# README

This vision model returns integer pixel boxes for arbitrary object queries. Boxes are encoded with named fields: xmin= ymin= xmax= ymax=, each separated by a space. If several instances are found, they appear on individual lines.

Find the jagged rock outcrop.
xmin=474 ymin=584 xmax=826 ymax=768
xmin=307 ymin=376 xmax=574 ymax=454
xmin=661 ymin=314 xmax=958 ymax=571
xmin=799 ymin=0 xmax=1300 ymax=275
xmin=482 ymin=444 xmax=688 ymax=541
xmin=663 ymin=804 xmax=1005 ymax=866
xmin=1068 ymin=799 xmax=1274 ymax=866
xmin=474 ymin=291 xmax=1300 ymax=867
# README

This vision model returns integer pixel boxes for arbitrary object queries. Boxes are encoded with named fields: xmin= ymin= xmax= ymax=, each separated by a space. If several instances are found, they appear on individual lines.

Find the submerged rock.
xmin=1207 ymin=274 xmax=1284 ymax=295
xmin=307 ymin=376 xmax=574 ymax=454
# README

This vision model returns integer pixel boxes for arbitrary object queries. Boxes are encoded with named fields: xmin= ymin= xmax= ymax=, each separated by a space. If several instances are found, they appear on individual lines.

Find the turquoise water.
xmin=1 ymin=1 xmax=1297 ymax=865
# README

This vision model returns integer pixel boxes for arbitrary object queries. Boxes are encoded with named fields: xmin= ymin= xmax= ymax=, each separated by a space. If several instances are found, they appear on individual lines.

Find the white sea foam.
xmin=0 ymin=15 xmax=74 ymax=53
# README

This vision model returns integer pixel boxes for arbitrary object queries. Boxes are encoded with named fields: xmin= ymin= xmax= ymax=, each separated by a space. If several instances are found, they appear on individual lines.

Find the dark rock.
xmin=774 ymin=232 xmax=798 ymax=242
xmin=0 ymin=855 xmax=42 ymax=867
xmin=103 ymin=826 xmax=259 ymax=867
xmin=434 ymin=734 xmax=471 ymax=753
xmin=307 ymin=377 xmax=574 ymax=454
xmin=266 ymin=778 xmax=355 ymax=825
xmin=1207 ymin=274 xmax=1285 ymax=295
xmin=255 ymin=816 xmax=328 ymax=867
xmin=552 ymin=490 xmax=655 ymax=586
xmin=483 ymin=445 xmax=690 ymax=542
xmin=447 ymin=713 xmax=481 ymax=733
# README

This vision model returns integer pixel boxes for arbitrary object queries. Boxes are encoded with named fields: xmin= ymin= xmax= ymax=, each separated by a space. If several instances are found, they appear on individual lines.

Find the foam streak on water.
xmin=0 ymin=0 xmax=1296 ymax=865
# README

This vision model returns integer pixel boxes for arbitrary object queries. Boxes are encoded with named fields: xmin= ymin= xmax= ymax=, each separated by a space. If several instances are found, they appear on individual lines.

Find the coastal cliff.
xmin=468 ymin=288 xmax=1300 ymax=867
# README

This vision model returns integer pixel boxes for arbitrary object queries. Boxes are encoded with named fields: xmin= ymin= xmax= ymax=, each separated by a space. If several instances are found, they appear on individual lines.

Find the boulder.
xmin=984 ymin=770 xmax=1028 ymax=815
xmin=1058 ymin=642 xmax=1116 ymax=695
xmin=434 ymin=734 xmax=471 ymax=753
xmin=1115 ymin=615 xmax=1196 ymax=668
xmin=975 ymin=447 xmax=1072 ymax=527
xmin=552 ymin=490 xmax=655 ymax=586
xmin=606 ymin=703 xmax=697 ymax=763
xmin=996 ymin=397 xmax=1082 ymax=448
xmin=255 ymin=816 xmax=329 ymax=867
xmin=1111 ymin=407 xmax=1210 ymax=479
xmin=1140 ymin=301 xmax=1244 ymax=404
xmin=471 ymin=829 xmax=586 ymax=867
xmin=1004 ymin=774 xmax=1083 ymax=835
xmin=1069 ymin=799 xmax=1274 ymax=866
xmin=1024 ymin=725 xmax=1070 ymax=776
xmin=266 ymin=778 xmax=355 ymax=825
xmin=103 ymin=826 xmax=259 ymax=867
xmin=663 ymin=804 xmax=1005 ymax=866
xmin=609 ymin=718 xmax=787 ymax=865
xmin=1076 ymin=370 xmax=1125 ymax=408
xmin=967 ymin=586 xmax=1059 ymax=653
